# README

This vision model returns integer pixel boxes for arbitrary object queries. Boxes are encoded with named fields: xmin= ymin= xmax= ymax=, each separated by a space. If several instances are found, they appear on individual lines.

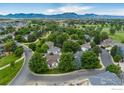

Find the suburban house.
xmin=47 ymin=46 xmax=61 ymax=55
xmin=81 ymin=43 xmax=91 ymax=51
xmin=0 ymin=44 xmax=5 ymax=57
xmin=45 ymin=41 xmax=54 ymax=48
xmin=88 ymin=71 xmax=122 ymax=85
xmin=23 ymin=35 xmax=28 ymax=40
xmin=100 ymin=38 xmax=114 ymax=48
xmin=74 ymin=51 xmax=82 ymax=69
xmin=45 ymin=41 xmax=61 ymax=69
xmin=84 ymin=34 xmax=90 ymax=41
xmin=120 ymin=45 xmax=124 ymax=62
xmin=46 ymin=53 xmax=60 ymax=69
xmin=0 ymin=27 xmax=4 ymax=32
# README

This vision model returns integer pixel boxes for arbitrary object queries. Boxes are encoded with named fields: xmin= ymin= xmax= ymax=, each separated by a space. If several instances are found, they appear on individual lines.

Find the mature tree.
xmin=62 ymin=40 xmax=80 ymax=53
xmin=35 ymin=46 xmax=42 ymax=53
xmin=111 ymin=45 xmax=118 ymax=57
xmin=93 ymin=32 xmax=101 ymax=44
xmin=48 ymin=32 xmax=69 ymax=47
xmin=4 ymin=41 xmax=16 ymax=53
xmin=14 ymin=46 xmax=23 ymax=57
xmin=92 ymin=46 xmax=101 ymax=56
xmin=17 ymin=27 xmax=30 ymax=35
xmin=58 ymin=52 xmax=76 ymax=72
xmin=110 ymin=27 xmax=116 ymax=35
xmin=106 ymin=64 xmax=121 ymax=75
xmin=36 ymin=39 xmax=45 ymax=47
xmin=55 ymin=33 xmax=69 ymax=47
xmin=28 ymin=34 xmax=37 ymax=42
xmin=5 ymin=26 xmax=15 ymax=33
xmin=77 ymin=39 xmax=85 ymax=45
xmin=47 ymin=32 xmax=57 ymax=42
xmin=70 ymin=34 xmax=79 ymax=40
xmin=90 ymin=41 xmax=96 ymax=48
xmin=113 ymin=54 xmax=122 ymax=62
xmin=28 ymin=43 xmax=36 ymax=51
xmin=40 ymin=44 xmax=49 ymax=53
xmin=81 ymin=51 xmax=101 ymax=69
xmin=101 ymin=32 xmax=109 ymax=41
xmin=29 ymin=52 xmax=48 ymax=73
xmin=15 ymin=35 xmax=26 ymax=42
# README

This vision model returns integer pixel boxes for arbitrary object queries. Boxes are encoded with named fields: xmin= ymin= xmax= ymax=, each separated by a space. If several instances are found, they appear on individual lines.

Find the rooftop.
xmin=46 ymin=53 xmax=60 ymax=66
xmin=81 ymin=43 xmax=91 ymax=49
xmin=89 ymin=71 xmax=122 ymax=85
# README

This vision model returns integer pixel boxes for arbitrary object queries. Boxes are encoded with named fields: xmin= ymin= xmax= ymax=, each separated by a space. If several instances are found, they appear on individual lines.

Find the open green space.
xmin=102 ymin=27 xmax=124 ymax=42
xmin=110 ymin=32 xmax=124 ymax=43
xmin=0 ymin=54 xmax=19 ymax=67
xmin=0 ymin=59 xmax=24 ymax=85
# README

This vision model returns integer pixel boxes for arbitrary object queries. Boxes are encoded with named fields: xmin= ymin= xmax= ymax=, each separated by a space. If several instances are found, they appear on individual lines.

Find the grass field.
xmin=102 ymin=27 xmax=124 ymax=43
xmin=0 ymin=54 xmax=19 ymax=67
xmin=0 ymin=59 xmax=24 ymax=85
xmin=109 ymin=32 xmax=124 ymax=42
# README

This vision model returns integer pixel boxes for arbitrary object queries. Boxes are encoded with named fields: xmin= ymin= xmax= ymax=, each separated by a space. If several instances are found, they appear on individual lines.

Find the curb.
xmin=29 ymin=54 xmax=105 ymax=77
xmin=8 ymin=56 xmax=25 ymax=85
xmin=29 ymin=68 xmax=104 ymax=77
xmin=22 ymin=31 xmax=51 ymax=45
xmin=8 ymin=44 xmax=34 ymax=85
xmin=30 ymin=69 xmax=87 ymax=76
xmin=0 ymin=56 xmax=24 ymax=71
xmin=98 ymin=54 xmax=105 ymax=70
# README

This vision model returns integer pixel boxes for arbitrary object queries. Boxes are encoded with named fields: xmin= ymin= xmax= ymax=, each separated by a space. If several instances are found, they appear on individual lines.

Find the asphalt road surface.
xmin=10 ymin=46 xmax=113 ymax=85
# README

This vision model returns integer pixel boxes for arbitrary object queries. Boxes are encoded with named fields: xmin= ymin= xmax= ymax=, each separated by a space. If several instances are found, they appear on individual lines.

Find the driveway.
xmin=100 ymin=48 xmax=113 ymax=67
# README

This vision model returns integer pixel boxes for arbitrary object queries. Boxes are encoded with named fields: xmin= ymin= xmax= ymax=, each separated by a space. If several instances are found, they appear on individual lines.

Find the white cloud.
xmin=42 ymin=5 xmax=92 ymax=15
xmin=42 ymin=5 xmax=124 ymax=16
xmin=93 ymin=9 xmax=124 ymax=16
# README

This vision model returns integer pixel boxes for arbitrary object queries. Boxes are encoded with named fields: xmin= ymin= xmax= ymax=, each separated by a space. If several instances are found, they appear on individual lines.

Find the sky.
xmin=0 ymin=3 xmax=124 ymax=16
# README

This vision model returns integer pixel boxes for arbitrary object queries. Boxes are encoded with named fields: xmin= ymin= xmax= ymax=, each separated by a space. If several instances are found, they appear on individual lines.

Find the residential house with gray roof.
xmin=89 ymin=71 xmax=122 ymax=85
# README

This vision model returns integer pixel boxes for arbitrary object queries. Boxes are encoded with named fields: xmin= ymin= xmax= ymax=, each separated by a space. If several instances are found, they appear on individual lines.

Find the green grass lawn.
xmin=0 ymin=54 xmax=19 ymax=67
xmin=109 ymin=32 xmax=124 ymax=42
xmin=0 ymin=59 xmax=24 ymax=85
xmin=102 ymin=27 xmax=124 ymax=43
xmin=102 ymin=27 xmax=110 ymax=33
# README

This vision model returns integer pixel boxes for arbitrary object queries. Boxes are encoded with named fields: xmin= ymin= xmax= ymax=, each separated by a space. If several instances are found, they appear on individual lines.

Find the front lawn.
xmin=0 ymin=54 xmax=19 ymax=67
xmin=0 ymin=59 xmax=24 ymax=85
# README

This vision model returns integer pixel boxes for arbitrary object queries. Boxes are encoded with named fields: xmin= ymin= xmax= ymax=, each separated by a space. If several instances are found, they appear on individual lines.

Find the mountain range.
xmin=0 ymin=13 xmax=124 ymax=19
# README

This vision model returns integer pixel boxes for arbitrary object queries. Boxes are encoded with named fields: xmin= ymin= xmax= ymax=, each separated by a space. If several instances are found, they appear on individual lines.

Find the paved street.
xmin=10 ymin=46 xmax=114 ymax=85
xmin=10 ymin=45 xmax=33 ymax=85
xmin=100 ymin=48 xmax=113 ymax=67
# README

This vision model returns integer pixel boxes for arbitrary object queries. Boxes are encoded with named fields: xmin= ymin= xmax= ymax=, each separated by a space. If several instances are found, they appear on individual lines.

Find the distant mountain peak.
xmin=62 ymin=12 xmax=78 ymax=15
xmin=0 ymin=12 xmax=124 ymax=19
xmin=84 ymin=13 xmax=98 ymax=16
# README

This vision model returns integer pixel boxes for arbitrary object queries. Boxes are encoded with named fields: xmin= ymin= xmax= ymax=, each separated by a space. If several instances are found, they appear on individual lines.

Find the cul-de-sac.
xmin=0 ymin=3 xmax=124 ymax=86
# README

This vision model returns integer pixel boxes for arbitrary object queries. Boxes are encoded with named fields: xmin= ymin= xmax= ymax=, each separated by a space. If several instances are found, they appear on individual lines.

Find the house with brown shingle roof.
xmin=45 ymin=53 xmax=60 ymax=69
xmin=101 ymin=38 xmax=114 ymax=48
xmin=81 ymin=43 xmax=91 ymax=51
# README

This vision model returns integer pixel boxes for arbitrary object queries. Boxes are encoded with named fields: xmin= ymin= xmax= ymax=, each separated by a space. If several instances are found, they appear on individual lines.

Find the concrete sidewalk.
xmin=0 ymin=56 xmax=24 ymax=71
